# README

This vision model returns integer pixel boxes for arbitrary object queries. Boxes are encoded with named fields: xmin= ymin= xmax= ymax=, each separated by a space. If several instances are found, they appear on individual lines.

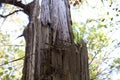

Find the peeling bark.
xmin=21 ymin=0 xmax=89 ymax=80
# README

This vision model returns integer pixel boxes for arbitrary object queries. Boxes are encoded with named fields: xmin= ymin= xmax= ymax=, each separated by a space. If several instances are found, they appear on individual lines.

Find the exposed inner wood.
xmin=22 ymin=0 xmax=89 ymax=80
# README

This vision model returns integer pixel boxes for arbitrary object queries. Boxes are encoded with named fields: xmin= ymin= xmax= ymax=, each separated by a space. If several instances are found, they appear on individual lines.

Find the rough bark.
xmin=0 ymin=0 xmax=89 ymax=80
xmin=79 ymin=39 xmax=90 ymax=80
xmin=21 ymin=0 xmax=90 ymax=80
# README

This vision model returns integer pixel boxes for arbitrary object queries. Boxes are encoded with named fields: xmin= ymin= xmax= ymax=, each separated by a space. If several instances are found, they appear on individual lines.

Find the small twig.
xmin=89 ymin=44 xmax=103 ymax=65
xmin=0 ymin=56 xmax=24 ymax=66
xmin=0 ymin=45 xmax=24 ymax=47
xmin=0 ymin=5 xmax=14 ymax=28
xmin=89 ymin=52 xmax=98 ymax=65
xmin=0 ymin=9 xmax=24 ymax=18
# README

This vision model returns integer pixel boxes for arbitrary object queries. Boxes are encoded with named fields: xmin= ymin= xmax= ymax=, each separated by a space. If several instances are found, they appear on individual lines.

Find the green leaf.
xmin=5 ymin=74 xmax=10 ymax=80
xmin=11 ymin=75 xmax=15 ymax=78
xmin=4 ymin=61 xmax=8 ymax=65
xmin=5 ymin=55 xmax=9 ymax=58
xmin=110 ymin=65 xmax=114 ymax=69
xmin=8 ymin=67 xmax=12 ymax=70
xmin=0 ymin=72 xmax=3 ymax=76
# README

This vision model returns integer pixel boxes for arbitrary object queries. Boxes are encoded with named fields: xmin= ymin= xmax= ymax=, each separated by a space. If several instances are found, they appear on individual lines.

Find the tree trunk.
xmin=22 ymin=0 xmax=89 ymax=80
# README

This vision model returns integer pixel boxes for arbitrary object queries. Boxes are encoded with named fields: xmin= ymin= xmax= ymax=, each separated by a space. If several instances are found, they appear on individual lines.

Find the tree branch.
xmin=0 ymin=9 xmax=23 ymax=18
xmin=0 ymin=0 xmax=26 ymax=9
xmin=0 ymin=56 xmax=24 ymax=66
xmin=0 ymin=44 xmax=24 ymax=46
xmin=0 ymin=0 xmax=34 ymax=15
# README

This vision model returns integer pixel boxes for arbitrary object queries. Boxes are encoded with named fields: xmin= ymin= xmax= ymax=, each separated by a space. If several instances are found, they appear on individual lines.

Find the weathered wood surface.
xmin=22 ymin=0 xmax=89 ymax=80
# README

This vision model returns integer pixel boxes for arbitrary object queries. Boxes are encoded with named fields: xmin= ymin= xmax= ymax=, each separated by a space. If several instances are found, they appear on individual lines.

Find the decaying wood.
xmin=79 ymin=39 xmax=90 ymax=80
xmin=20 ymin=0 xmax=90 ymax=80
xmin=0 ymin=0 xmax=89 ymax=80
xmin=0 ymin=0 xmax=90 ymax=80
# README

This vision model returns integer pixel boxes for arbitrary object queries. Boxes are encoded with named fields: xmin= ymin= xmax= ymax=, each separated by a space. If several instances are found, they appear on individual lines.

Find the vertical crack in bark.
xmin=22 ymin=0 xmax=89 ymax=80
xmin=64 ymin=0 xmax=74 ymax=44
xmin=40 ymin=0 xmax=51 ymax=26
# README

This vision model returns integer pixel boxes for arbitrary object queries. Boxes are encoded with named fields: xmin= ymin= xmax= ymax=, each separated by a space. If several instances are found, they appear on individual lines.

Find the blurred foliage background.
xmin=0 ymin=0 xmax=120 ymax=80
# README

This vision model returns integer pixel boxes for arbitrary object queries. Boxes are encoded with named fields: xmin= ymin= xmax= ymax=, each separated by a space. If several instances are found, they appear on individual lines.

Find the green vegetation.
xmin=0 ymin=0 xmax=120 ymax=80
xmin=71 ymin=0 xmax=120 ymax=79
xmin=0 ymin=4 xmax=26 ymax=80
